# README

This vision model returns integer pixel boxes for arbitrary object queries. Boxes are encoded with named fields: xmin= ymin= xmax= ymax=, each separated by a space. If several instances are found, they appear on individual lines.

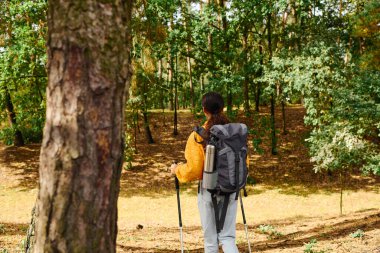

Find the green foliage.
xmin=257 ymin=224 xmax=283 ymax=239
xmin=0 ymin=127 xmax=17 ymax=145
xmin=0 ymin=0 xmax=378 ymax=179
xmin=350 ymin=229 xmax=365 ymax=239
xmin=249 ymin=113 xmax=271 ymax=155
xmin=303 ymin=239 xmax=328 ymax=253
xmin=0 ymin=249 xmax=9 ymax=253
xmin=0 ymin=0 xmax=47 ymax=144
xmin=124 ymin=125 xmax=135 ymax=171
xmin=246 ymin=176 xmax=256 ymax=185
xmin=0 ymin=224 xmax=5 ymax=234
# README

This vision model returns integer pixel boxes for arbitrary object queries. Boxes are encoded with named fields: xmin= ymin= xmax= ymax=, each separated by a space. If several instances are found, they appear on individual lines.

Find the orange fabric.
xmin=175 ymin=129 xmax=250 ymax=183
xmin=175 ymin=131 xmax=205 ymax=183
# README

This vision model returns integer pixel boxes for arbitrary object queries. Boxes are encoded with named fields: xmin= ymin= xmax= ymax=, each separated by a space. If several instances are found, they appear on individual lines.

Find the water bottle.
xmin=202 ymin=144 xmax=217 ymax=189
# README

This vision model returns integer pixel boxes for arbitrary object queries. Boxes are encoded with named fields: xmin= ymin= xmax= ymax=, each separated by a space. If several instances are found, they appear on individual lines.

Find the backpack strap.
xmin=211 ymin=192 xmax=231 ymax=234
xmin=211 ymin=193 xmax=221 ymax=233
xmin=193 ymin=126 xmax=208 ymax=144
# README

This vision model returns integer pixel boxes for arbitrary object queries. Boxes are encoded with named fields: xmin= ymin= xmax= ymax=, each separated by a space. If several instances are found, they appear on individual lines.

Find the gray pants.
xmin=198 ymin=187 xmax=239 ymax=253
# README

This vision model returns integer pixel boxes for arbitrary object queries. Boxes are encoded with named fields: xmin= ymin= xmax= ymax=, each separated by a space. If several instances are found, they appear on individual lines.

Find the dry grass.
xmin=1 ymin=106 xmax=380 ymax=252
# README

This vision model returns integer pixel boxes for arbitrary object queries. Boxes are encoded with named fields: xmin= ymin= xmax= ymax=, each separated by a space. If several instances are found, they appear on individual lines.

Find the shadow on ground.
xmin=0 ymin=144 xmax=40 ymax=190
xmin=0 ymin=108 xmax=379 ymax=197
xmin=117 ymin=210 xmax=380 ymax=252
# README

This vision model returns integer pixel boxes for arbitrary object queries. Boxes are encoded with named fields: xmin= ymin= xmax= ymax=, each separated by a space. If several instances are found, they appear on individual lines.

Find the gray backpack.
xmin=195 ymin=123 xmax=248 ymax=232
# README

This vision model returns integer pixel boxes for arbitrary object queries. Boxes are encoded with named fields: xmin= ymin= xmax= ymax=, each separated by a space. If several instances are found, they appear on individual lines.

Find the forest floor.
xmin=0 ymin=105 xmax=380 ymax=252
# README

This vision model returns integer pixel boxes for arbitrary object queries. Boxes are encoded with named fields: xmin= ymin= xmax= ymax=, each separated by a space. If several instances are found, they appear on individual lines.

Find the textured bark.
xmin=33 ymin=1 xmax=132 ymax=252
xmin=25 ymin=204 xmax=36 ymax=253
xmin=4 ymin=85 xmax=24 ymax=146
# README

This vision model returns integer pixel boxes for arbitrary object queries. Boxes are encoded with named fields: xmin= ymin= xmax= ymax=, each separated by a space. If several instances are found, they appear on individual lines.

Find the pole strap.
xmin=235 ymin=152 xmax=240 ymax=200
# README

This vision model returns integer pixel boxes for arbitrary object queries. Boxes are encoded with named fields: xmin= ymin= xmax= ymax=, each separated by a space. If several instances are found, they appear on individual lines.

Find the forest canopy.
xmin=0 ymin=0 xmax=379 ymax=174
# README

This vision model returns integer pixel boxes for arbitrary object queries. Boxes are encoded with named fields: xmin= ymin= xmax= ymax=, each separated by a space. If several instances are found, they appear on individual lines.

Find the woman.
xmin=170 ymin=92 xmax=240 ymax=253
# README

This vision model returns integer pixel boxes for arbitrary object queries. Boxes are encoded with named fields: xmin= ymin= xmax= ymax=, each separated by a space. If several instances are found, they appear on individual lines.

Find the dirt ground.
xmin=0 ymin=106 xmax=380 ymax=252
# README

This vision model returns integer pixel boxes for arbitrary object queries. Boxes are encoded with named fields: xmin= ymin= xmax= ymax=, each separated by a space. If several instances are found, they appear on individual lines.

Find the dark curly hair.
xmin=202 ymin=92 xmax=230 ymax=137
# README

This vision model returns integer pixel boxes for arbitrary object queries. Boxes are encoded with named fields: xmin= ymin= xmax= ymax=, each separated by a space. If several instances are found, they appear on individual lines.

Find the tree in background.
xmin=0 ymin=0 xmax=47 ymax=145
xmin=33 ymin=0 xmax=133 ymax=252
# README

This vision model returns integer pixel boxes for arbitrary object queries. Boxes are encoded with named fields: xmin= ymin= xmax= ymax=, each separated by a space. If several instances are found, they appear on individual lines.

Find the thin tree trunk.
xmin=219 ymin=0 xmax=232 ymax=114
xmin=173 ymin=55 xmax=178 ymax=135
xmin=281 ymin=99 xmax=287 ymax=135
xmin=255 ymin=82 xmax=261 ymax=112
xmin=200 ymin=74 xmax=204 ymax=92
xmin=182 ymin=0 xmax=195 ymax=109
xmin=187 ymin=51 xmax=194 ymax=109
xmin=33 ymin=1 xmax=132 ymax=252
xmin=4 ymin=85 xmax=24 ymax=146
xmin=339 ymin=171 xmax=345 ymax=215
xmin=158 ymin=59 xmax=165 ymax=112
xmin=268 ymin=10 xmax=277 ymax=155
xmin=158 ymin=59 xmax=166 ymax=126
xmin=256 ymin=43 xmax=264 ymax=113
xmin=242 ymin=30 xmax=250 ymax=114
xmin=143 ymin=111 xmax=154 ymax=144
xmin=134 ymin=112 xmax=138 ymax=153
xmin=168 ymin=27 xmax=174 ymax=111
xmin=207 ymin=0 xmax=214 ymax=67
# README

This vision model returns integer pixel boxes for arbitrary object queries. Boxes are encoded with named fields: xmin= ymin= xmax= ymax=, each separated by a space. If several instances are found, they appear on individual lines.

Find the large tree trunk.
xmin=33 ymin=1 xmax=132 ymax=252
xmin=4 ymin=85 xmax=24 ymax=146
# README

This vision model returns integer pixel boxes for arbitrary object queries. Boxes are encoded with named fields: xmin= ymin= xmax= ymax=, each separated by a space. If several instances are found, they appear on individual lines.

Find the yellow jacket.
xmin=175 ymin=131 xmax=205 ymax=182
xmin=175 ymin=129 xmax=249 ymax=183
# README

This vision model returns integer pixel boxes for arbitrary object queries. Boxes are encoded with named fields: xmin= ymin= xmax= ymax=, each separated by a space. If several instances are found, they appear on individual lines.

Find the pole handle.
xmin=175 ymin=176 xmax=180 ymax=190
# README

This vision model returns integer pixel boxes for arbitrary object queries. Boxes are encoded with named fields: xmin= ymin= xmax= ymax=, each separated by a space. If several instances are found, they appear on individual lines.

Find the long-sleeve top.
xmin=175 ymin=131 xmax=205 ymax=183
xmin=175 ymin=129 xmax=250 ymax=183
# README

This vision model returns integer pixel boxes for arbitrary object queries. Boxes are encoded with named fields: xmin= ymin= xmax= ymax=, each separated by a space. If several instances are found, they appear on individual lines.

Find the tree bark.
xmin=4 ymin=85 xmax=24 ymax=146
xmin=33 ymin=1 xmax=132 ymax=252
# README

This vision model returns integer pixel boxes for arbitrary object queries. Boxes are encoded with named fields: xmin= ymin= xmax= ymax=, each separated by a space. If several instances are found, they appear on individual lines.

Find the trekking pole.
xmin=175 ymin=176 xmax=184 ymax=253
xmin=240 ymin=190 xmax=252 ymax=253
